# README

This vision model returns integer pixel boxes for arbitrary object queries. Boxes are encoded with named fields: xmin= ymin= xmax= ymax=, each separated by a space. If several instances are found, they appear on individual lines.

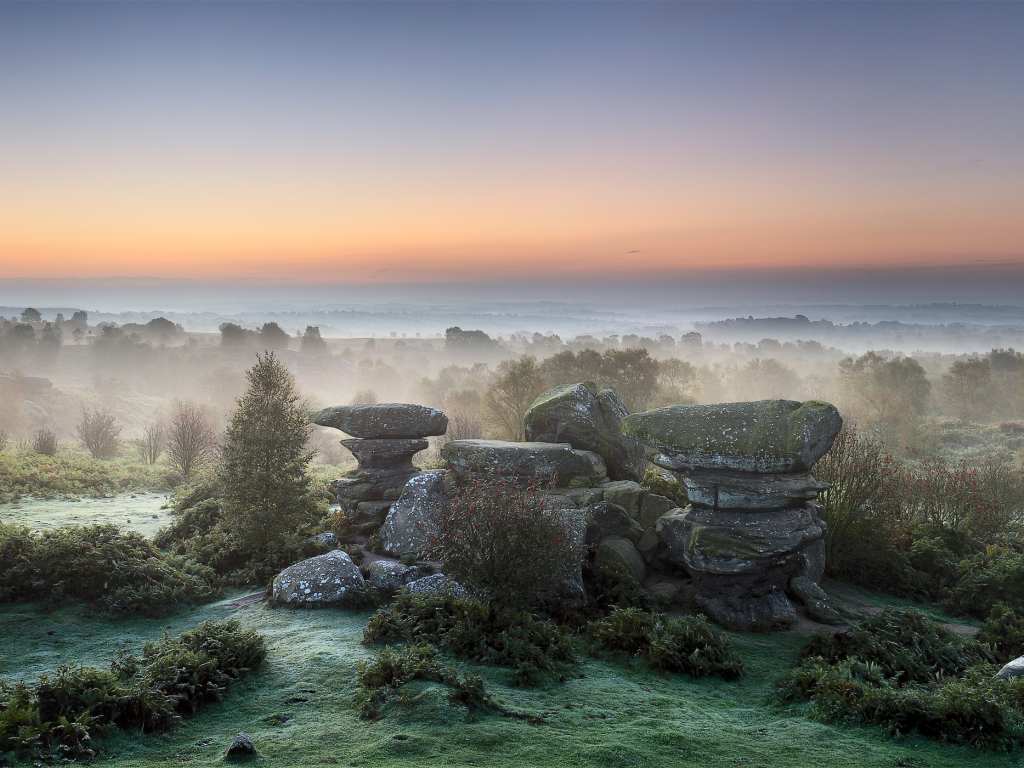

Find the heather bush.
xmin=427 ymin=474 xmax=582 ymax=610
xmin=0 ymin=619 xmax=265 ymax=763
xmin=588 ymin=607 xmax=744 ymax=680
xmin=944 ymin=546 xmax=1024 ymax=620
xmin=0 ymin=522 xmax=219 ymax=614
xmin=0 ymin=448 xmax=169 ymax=501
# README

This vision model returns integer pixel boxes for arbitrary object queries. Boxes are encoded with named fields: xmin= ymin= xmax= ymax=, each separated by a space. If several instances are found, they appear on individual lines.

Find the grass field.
xmin=3 ymin=589 xmax=1020 ymax=768
xmin=0 ymin=492 xmax=171 ymax=537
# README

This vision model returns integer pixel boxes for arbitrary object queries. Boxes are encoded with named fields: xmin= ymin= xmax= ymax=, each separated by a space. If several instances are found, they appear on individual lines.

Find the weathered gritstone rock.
xmin=788 ymin=575 xmax=843 ymax=624
xmin=622 ymin=399 xmax=842 ymax=474
xmin=317 ymin=403 xmax=447 ymax=522
xmin=524 ymin=382 xmax=646 ymax=481
xmin=629 ymin=398 xmax=843 ymax=630
xmin=595 ymin=535 xmax=646 ymax=584
xmin=368 ymin=560 xmax=420 ymax=590
xmin=586 ymin=501 xmax=643 ymax=545
xmin=313 ymin=403 xmax=448 ymax=439
xmin=379 ymin=471 xmax=445 ymax=555
xmin=405 ymin=573 xmax=468 ymax=600
xmin=225 ymin=733 xmax=258 ymax=757
xmin=996 ymin=657 xmax=1024 ymax=681
xmin=441 ymin=439 xmax=607 ymax=488
xmin=272 ymin=550 xmax=366 ymax=605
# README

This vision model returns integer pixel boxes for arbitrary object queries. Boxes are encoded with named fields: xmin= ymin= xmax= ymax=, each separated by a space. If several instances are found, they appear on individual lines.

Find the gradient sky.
xmin=1 ymin=1 xmax=1022 ymax=284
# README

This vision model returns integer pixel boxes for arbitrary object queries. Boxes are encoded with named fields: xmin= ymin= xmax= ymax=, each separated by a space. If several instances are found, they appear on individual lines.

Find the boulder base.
xmin=379 ymin=471 xmax=445 ymax=555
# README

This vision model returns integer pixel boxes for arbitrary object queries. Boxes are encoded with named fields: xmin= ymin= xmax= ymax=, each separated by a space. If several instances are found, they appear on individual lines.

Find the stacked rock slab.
xmin=524 ymin=382 xmax=646 ymax=482
xmin=623 ymin=399 xmax=843 ymax=629
xmin=314 ymin=404 xmax=448 ymax=530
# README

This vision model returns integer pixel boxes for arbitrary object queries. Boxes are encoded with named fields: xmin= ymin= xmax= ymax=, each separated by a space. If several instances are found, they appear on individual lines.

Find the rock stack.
xmin=623 ymin=399 xmax=843 ymax=629
xmin=314 ymin=403 xmax=448 ymax=531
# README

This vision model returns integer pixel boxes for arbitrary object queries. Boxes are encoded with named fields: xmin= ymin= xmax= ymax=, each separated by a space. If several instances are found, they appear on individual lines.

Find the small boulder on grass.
xmin=226 ymin=732 xmax=258 ymax=757
xmin=272 ymin=549 xmax=366 ymax=605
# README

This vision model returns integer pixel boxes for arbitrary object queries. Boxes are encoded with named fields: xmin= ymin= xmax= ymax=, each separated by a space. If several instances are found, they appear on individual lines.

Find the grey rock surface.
xmin=622 ymin=399 xmax=843 ymax=473
xmin=601 ymin=480 xmax=646 ymax=520
xmin=587 ymin=501 xmax=644 ymax=544
xmin=441 ymin=439 xmax=607 ymax=487
xmin=379 ymin=471 xmax=445 ymax=555
xmin=696 ymin=589 xmax=798 ymax=629
xmin=996 ymin=657 xmax=1024 ymax=681
xmin=226 ymin=733 xmax=258 ymax=757
xmin=341 ymin=438 xmax=428 ymax=472
xmin=639 ymin=492 xmax=676 ymax=529
xmin=314 ymin=403 xmax=448 ymax=439
xmin=682 ymin=468 xmax=830 ymax=510
xmin=595 ymin=535 xmax=646 ymax=584
xmin=789 ymin=575 xmax=843 ymax=624
xmin=308 ymin=532 xmax=339 ymax=547
xmin=405 ymin=573 xmax=468 ymax=600
xmin=272 ymin=550 xmax=366 ymax=605
xmin=524 ymin=382 xmax=646 ymax=481
xmin=368 ymin=560 xmax=420 ymax=590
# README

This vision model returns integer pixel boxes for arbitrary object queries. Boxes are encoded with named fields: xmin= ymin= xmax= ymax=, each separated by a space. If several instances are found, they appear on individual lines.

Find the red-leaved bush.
xmin=426 ymin=474 xmax=582 ymax=610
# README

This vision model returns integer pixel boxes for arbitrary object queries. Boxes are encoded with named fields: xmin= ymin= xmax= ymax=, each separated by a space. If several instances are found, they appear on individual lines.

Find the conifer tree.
xmin=220 ymin=352 xmax=318 ymax=551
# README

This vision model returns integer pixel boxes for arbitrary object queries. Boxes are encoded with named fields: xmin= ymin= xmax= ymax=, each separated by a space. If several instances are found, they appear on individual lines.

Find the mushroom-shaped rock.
xmin=313 ymin=403 xmax=448 ymax=439
xmin=524 ymin=382 xmax=646 ymax=482
xmin=621 ymin=399 xmax=843 ymax=474
xmin=441 ymin=439 xmax=607 ymax=487
xmin=272 ymin=550 xmax=366 ymax=605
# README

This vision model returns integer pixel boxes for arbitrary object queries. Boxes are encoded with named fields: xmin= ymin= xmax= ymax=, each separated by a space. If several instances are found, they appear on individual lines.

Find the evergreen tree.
xmin=220 ymin=353 xmax=318 ymax=551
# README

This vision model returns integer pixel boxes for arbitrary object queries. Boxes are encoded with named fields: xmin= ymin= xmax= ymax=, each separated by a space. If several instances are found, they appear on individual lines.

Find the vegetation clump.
xmin=356 ymin=643 xmax=490 ymax=720
xmin=589 ymin=607 xmax=745 ymax=680
xmin=0 ymin=619 xmax=266 ymax=763
xmin=774 ymin=609 xmax=1024 ymax=749
xmin=364 ymin=591 xmax=576 ymax=685
xmin=427 ymin=473 xmax=582 ymax=611
xmin=0 ymin=522 xmax=219 ymax=614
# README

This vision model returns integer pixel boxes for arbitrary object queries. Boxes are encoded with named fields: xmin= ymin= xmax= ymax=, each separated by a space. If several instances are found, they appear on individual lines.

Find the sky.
xmin=1 ymin=1 xmax=1022 ymax=290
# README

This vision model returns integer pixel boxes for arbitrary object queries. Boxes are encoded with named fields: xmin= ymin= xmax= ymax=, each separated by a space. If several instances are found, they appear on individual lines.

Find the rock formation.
xmin=623 ymin=399 xmax=842 ymax=629
xmin=314 ymin=403 xmax=448 ymax=533
xmin=441 ymin=439 xmax=607 ymax=487
xmin=524 ymin=382 xmax=646 ymax=481
xmin=272 ymin=549 xmax=366 ymax=605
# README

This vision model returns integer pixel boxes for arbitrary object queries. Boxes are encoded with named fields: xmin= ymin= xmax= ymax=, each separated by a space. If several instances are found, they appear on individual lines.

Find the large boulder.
xmin=524 ymin=382 xmax=646 ymax=481
xmin=313 ymin=403 xmax=448 ymax=439
xmin=586 ymin=501 xmax=643 ymax=545
xmin=341 ymin=438 xmax=428 ymax=472
xmin=996 ymin=657 xmax=1024 ymax=681
xmin=681 ymin=468 xmax=830 ymax=510
xmin=622 ymin=399 xmax=843 ymax=474
xmin=788 ymin=575 xmax=843 ymax=624
xmin=272 ymin=550 xmax=366 ymax=605
xmin=441 ymin=439 xmax=607 ymax=487
xmin=379 ymin=471 xmax=445 ymax=555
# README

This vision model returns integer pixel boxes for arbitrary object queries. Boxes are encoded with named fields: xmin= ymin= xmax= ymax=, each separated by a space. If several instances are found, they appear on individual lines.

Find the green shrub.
xmin=978 ymin=604 xmax=1024 ymax=663
xmin=0 ymin=523 xmax=219 ymax=614
xmin=796 ymin=608 xmax=995 ymax=684
xmin=363 ymin=591 xmax=576 ymax=683
xmin=0 ymin=619 xmax=265 ymax=763
xmin=155 ymin=479 xmax=334 ymax=587
xmin=775 ymin=609 xmax=1021 ymax=748
xmin=355 ymin=644 xmax=489 ymax=720
xmin=945 ymin=546 xmax=1024 ymax=620
xmin=588 ymin=607 xmax=744 ymax=680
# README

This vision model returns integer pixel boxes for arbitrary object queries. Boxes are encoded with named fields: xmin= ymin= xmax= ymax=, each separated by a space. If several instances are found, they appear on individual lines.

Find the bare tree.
xmin=166 ymin=402 xmax=216 ymax=479
xmin=138 ymin=420 xmax=166 ymax=464
xmin=481 ymin=357 xmax=547 ymax=442
xmin=77 ymin=409 xmax=121 ymax=459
